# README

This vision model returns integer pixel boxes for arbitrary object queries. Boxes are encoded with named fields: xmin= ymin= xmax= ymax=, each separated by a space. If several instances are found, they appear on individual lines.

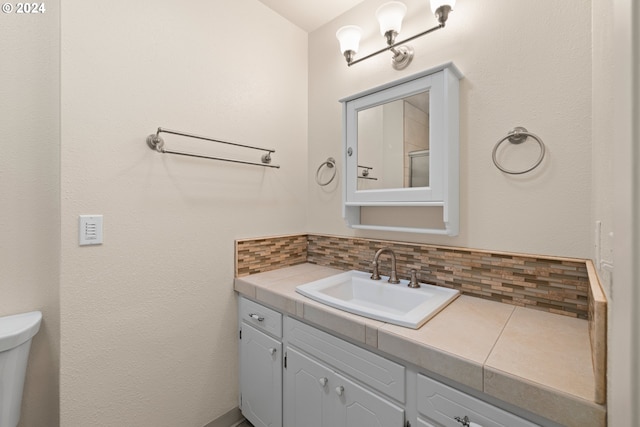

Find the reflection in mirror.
xmin=356 ymin=90 xmax=430 ymax=190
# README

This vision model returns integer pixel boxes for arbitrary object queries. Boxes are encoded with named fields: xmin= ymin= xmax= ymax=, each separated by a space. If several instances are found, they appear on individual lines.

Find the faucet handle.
xmin=371 ymin=260 xmax=382 ymax=280
xmin=408 ymin=269 xmax=420 ymax=288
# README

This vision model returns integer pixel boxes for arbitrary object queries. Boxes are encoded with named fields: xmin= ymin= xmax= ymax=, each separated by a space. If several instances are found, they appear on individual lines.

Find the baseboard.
xmin=203 ymin=407 xmax=243 ymax=427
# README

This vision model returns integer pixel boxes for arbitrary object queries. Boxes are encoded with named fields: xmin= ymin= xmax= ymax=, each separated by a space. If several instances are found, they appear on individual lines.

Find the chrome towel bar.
xmin=357 ymin=165 xmax=377 ymax=180
xmin=146 ymin=127 xmax=280 ymax=169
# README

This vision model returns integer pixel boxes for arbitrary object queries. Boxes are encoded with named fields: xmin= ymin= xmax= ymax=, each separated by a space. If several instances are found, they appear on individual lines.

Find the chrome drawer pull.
xmin=454 ymin=415 xmax=470 ymax=427
xmin=249 ymin=313 xmax=264 ymax=322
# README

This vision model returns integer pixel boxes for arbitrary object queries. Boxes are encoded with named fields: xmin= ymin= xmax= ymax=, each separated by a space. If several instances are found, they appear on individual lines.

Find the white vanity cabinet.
xmin=417 ymin=375 xmax=538 ymax=427
xmin=237 ymin=296 xmax=547 ymax=427
xmin=284 ymin=318 xmax=405 ymax=427
xmin=238 ymin=297 xmax=283 ymax=427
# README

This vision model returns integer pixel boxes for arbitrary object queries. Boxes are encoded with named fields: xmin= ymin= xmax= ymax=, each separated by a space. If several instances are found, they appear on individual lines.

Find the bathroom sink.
xmin=296 ymin=270 xmax=460 ymax=329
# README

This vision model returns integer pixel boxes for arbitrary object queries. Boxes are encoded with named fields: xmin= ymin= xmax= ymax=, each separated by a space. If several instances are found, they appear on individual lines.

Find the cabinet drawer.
xmin=240 ymin=297 xmax=282 ymax=338
xmin=417 ymin=374 xmax=538 ymax=427
xmin=286 ymin=317 xmax=405 ymax=402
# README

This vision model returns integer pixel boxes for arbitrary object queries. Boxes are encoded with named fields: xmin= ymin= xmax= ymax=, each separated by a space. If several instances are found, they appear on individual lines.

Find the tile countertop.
xmin=234 ymin=263 xmax=606 ymax=427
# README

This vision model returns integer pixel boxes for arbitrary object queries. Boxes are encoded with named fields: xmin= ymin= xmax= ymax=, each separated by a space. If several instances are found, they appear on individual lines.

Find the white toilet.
xmin=0 ymin=311 xmax=42 ymax=427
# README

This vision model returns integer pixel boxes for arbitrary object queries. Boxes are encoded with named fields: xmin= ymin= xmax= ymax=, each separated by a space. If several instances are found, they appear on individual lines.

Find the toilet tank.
xmin=0 ymin=311 xmax=42 ymax=427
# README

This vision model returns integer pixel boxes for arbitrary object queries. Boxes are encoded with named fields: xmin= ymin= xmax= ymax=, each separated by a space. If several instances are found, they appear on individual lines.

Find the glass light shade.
xmin=430 ymin=0 xmax=455 ymax=15
xmin=336 ymin=25 xmax=362 ymax=54
xmin=375 ymin=1 xmax=407 ymax=36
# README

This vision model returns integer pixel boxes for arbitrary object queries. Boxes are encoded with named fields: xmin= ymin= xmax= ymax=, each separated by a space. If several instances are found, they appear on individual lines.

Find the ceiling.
xmin=258 ymin=0 xmax=366 ymax=32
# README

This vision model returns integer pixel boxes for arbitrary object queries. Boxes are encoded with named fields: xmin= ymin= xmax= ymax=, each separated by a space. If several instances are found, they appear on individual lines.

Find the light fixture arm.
xmin=346 ymin=22 xmax=444 ymax=67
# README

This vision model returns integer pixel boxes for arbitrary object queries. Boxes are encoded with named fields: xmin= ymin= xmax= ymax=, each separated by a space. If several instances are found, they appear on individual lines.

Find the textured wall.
xmin=591 ymin=0 xmax=615 ymax=298
xmin=590 ymin=0 xmax=617 ymax=421
xmin=598 ymin=0 xmax=640 ymax=425
xmin=60 ymin=1 xmax=307 ymax=425
xmin=308 ymin=0 xmax=592 ymax=258
xmin=0 ymin=1 xmax=60 ymax=426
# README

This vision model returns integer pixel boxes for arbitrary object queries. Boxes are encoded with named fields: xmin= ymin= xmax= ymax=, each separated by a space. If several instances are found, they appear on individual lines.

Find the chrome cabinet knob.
xmin=268 ymin=348 xmax=276 ymax=356
xmin=335 ymin=385 xmax=344 ymax=396
xmin=319 ymin=377 xmax=327 ymax=387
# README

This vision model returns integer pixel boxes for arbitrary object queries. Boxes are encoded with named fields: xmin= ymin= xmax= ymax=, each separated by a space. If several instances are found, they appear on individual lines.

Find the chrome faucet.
xmin=371 ymin=247 xmax=400 ymax=284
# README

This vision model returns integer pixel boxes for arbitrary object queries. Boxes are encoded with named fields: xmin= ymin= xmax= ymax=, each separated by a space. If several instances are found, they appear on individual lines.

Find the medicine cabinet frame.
xmin=340 ymin=62 xmax=462 ymax=235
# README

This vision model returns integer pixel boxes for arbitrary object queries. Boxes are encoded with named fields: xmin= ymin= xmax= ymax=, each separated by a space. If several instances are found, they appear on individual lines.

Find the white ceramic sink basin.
xmin=296 ymin=270 xmax=460 ymax=329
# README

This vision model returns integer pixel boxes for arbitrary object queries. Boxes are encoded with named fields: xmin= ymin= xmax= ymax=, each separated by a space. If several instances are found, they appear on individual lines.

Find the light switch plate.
xmin=79 ymin=215 xmax=103 ymax=245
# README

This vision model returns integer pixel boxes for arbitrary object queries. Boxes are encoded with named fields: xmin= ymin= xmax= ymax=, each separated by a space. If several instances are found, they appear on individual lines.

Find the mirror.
xmin=340 ymin=63 xmax=462 ymax=235
xmin=356 ymin=91 xmax=430 ymax=190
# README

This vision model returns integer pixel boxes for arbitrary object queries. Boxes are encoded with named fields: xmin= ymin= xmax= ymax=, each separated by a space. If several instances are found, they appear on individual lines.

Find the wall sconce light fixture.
xmin=336 ymin=0 xmax=455 ymax=70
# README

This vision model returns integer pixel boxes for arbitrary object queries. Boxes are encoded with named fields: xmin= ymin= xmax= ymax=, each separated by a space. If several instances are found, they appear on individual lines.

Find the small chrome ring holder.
xmin=492 ymin=127 xmax=546 ymax=175
xmin=316 ymin=157 xmax=337 ymax=186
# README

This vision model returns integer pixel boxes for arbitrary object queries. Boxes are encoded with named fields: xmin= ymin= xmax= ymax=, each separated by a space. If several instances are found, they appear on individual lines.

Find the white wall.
xmin=60 ymin=0 xmax=307 ymax=425
xmin=308 ymin=0 xmax=592 ymax=258
xmin=591 ymin=0 xmax=619 ymax=420
xmin=592 ymin=0 xmax=615 ymax=297
xmin=0 ymin=1 xmax=60 ymax=426
xmin=606 ymin=0 xmax=640 ymax=424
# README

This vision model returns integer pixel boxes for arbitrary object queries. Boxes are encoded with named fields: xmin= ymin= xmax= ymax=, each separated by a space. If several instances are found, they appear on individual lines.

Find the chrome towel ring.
xmin=492 ymin=127 xmax=546 ymax=175
xmin=316 ymin=157 xmax=337 ymax=186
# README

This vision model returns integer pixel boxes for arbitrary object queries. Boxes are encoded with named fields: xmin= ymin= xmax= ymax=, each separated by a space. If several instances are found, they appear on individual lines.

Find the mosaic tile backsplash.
xmin=236 ymin=234 xmax=590 ymax=319
xmin=235 ymin=234 xmax=308 ymax=276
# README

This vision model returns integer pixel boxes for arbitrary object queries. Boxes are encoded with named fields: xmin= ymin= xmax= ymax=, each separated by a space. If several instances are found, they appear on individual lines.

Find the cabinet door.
xmin=285 ymin=348 xmax=405 ymax=427
xmin=239 ymin=323 xmax=282 ymax=427
xmin=334 ymin=371 xmax=405 ymax=427
xmin=284 ymin=348 xmax=336 ymax=427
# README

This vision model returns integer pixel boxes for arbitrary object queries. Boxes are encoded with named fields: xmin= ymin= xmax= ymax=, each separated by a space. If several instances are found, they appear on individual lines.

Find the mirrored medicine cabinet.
xmin=340 ymin=63 xmax=462 ymax=235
